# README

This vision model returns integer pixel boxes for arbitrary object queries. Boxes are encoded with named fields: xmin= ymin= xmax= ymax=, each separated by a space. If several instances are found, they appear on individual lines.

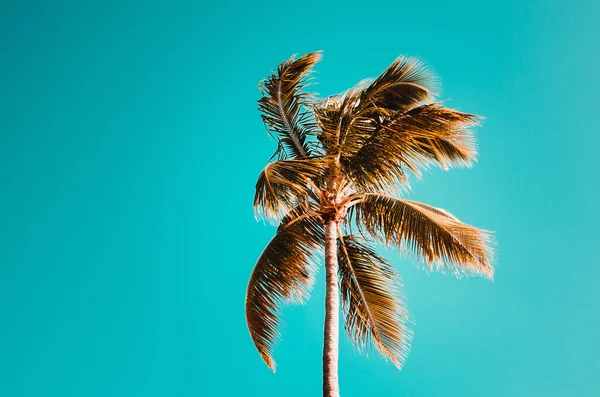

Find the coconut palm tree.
xmin=245 ymin=51 xmax=494 ymax=397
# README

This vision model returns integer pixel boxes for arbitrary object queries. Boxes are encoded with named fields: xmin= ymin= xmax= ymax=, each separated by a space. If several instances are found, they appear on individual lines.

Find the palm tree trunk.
xmin=323 ymin=220 xmax=340 ymax=397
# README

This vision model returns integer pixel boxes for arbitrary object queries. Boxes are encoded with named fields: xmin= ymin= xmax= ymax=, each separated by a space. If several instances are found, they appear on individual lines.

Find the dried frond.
xmin=245 ymin=211 xmax=324 ymax=371
xmin=353 ymin=194 xmax=494 ymax=277
xmin=254 ymin=158 xmax=327 ymax=220
xmin=338 ymin=233 xmax=411 ymax=368
xmin=259 ymin=51 xmax=323 ymax=159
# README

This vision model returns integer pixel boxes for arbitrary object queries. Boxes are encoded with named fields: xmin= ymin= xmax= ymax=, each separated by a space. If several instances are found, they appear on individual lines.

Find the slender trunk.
xmin=323 ymin=220 xmax=340 ymax=397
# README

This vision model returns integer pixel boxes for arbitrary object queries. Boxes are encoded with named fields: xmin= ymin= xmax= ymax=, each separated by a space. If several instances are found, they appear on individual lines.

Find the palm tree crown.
xmin=245 ymin=51 xmax=494 ymax=382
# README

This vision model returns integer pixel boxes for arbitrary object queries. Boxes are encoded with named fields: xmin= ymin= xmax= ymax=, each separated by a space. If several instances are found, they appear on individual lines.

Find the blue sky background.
xmin=1 ymin=1 xmax=599 ymax=396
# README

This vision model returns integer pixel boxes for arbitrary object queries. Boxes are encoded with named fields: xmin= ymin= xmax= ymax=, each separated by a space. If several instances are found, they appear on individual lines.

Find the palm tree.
xmin=245 ymin=51 xmax=494 ymax=397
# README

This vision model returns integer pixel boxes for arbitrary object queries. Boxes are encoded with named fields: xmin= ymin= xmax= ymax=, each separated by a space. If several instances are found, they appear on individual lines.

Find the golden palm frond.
xmin=344 ymin=103 xmax=481 ymax=193
xmin=315 ymin=57 xmax=434 ymax=157
xmin=383 ymin=104 xmax=480 ymax=169
xmin=245 ymin=211 xmax=324 ymax=371
xmin=354 ymin=56 xmax=436 ymax=118
xmin=314 ymin=92 xmax=364 ymax=157
xmin=352 ymin=194 xmax=494 ymax=277
xmin=312 ymin=57 xmax=477 ymax=194
xmin=316 ymin=57 xmax=436 ymax=156
xmin=254 ymin=158 xmax=327 ymax=220
xmin=337 ymin=232 xmax=410 ymax=368
xmin=259 ymin=51 xmax=322 ymax=159
xmin=314 ymin=93 xmax=377 ymax=157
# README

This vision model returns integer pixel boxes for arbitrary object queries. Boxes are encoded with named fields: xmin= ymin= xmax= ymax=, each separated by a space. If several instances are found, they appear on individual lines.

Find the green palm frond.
xmin=338 ymin=232 xmax=410 ymax=368
xmin=245 ymin=212 xmax=324 ymax=371
xmin=254 ymin=158 xmax=327 ymax=220
xmin=259 ymin=51 xmax=322 ymax=159
xmin=352 ymin=194 xmax=494 ymax=277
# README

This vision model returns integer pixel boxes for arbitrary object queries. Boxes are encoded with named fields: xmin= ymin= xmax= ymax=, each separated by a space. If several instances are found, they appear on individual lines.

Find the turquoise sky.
xmin=2 ymin=1 xmax=599 ymax=396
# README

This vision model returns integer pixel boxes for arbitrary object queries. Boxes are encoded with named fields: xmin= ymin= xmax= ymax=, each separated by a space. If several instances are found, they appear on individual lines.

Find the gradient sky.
xmin=2 ymin=1 xmax=599 ymax=396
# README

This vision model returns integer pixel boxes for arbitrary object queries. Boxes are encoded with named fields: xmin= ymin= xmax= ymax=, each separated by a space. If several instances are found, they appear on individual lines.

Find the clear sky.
xmin=1 ymin=0 xmax=599 ymax=396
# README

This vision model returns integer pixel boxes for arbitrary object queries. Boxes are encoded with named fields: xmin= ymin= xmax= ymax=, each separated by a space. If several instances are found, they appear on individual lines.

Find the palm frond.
xmin=355 ymin=56 xmax=436 ymax=118
xmin=315 ymin=57 xmax=434 ymax=159
xmin=383 ymin=104 xmax=480 ymax=169
xmin=338 ymin=232 xmax=410 ymax=368
xmin=254 ymin=158 xmax=327 ymax=220
xmin=245 ymin=212 xmax=324 ymax=371
xmin=352 ymin=194 xmax=494 ymax=277
xmin=259 ymin=51 xmax=322 ymax=159
xmin=314 ymin=92 xmax=364 ymax=156
xmin=344 ymin=103 xmax=481 ymax=193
